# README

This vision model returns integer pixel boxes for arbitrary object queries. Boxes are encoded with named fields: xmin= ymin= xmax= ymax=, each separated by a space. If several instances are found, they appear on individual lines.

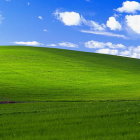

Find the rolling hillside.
xmin=0 ymin=46 xmax=140 ymax=140
xmin=0 ymin=46 xmax=140 ymax=101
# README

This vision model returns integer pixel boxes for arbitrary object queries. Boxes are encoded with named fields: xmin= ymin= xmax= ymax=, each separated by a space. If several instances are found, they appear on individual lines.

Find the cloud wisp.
xmin=81 ymin=30 xmax=127 ymax=39
xmin=13 ymin=41 xmax=43 ymax=46
xmin=47 ymin=42 xmax=78 ymax=48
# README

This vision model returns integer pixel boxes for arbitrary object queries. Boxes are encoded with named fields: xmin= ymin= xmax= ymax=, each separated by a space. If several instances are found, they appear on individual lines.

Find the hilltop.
xmin=0 ymin=46 xmax=140 ymax=102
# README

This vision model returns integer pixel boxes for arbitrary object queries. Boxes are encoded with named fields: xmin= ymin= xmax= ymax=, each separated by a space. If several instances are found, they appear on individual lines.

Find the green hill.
xmin=0 ymin=46 xmax=140 ymax=140
xmin=0 ymin=46 xmax=140 ymax=101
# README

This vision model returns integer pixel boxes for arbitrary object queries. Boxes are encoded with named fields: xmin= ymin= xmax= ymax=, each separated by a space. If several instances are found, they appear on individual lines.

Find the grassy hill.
xmin=0 ymin=46 xmax=140 ymax=101
xmin=0 ymin=46 xmax=140 ymax=140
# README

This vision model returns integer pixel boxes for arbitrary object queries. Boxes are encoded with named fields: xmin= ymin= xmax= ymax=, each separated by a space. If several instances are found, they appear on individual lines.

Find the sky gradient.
xmin=1 ymin=0 xmax=140 ymax=58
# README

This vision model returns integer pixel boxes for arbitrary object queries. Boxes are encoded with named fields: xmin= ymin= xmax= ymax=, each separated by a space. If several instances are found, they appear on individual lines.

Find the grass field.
xmin=0 ymin=46 xmax=140 ymax=139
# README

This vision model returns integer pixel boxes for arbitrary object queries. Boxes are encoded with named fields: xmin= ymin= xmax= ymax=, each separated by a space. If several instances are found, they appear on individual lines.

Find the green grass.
xmin=0 ymin=46 xmax=140 ymax=101
xmin=0 ymin=46 xmax=140 ymax=139
xmin=1 ymin=101 xmax=140 ymax=140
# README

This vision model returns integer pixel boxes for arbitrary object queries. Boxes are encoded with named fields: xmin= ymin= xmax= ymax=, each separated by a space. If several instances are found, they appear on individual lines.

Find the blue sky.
xmin=1 ymin=0 xmax=140 ymax=58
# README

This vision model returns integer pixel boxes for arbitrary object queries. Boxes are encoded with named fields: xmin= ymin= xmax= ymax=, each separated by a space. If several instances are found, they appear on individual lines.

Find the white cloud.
xmin=58 ymin=42 xmax=78 ymax=48
xmin=85 ymin=40 xmax=126 ymax=49
xmin=46 ymin=44 xmax=57 ymax=47
xmin=81 ymin=30 xmax=127 ymax=39
xmin=47 ymin=42 xmax=78 ymax=48
xmin=130 ymin=46 xmax=140 ymax=58
xmin=85 ymin=40 xmax=105 ymax=49
xmin=38 ymin=16 xmax=43 ymax=20
xmin=133 ymin=46 xmax=140 ymax=53
xmin=13 ymin=41 xmax=43 ymax=46
xmin=125 ymin=46 xmax=140 ymax=58
xmin=116 ymin=1 xmax=140 ymax=13
xmin=85 ymin=40 xmax=140 ymax=59
xmin=126 ymin=15 xmax=140 ymax=34
xmin=120 ymin=50 xmax=131 ymax=57
xmin=105 ymin=42 xmax=126 ymax=49
xmin=96 ymin=47 xmax=140 ymax=58
xmin=55 ymin=11 xmax=82 ymax=26
xmin=106 ymin=17 xmax=122 ymax=30
xmin=96 ymin=48 xmax=119 ymax=55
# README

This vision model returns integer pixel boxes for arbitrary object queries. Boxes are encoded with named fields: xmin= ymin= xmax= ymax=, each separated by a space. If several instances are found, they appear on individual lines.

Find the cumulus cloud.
xmin=116 ymin=1 xmax=140 ymax=13
xmin=125 ymin=15 xmax=140 ymax=34
xmin=47 ymin=42 xmax=78 ymax=48
xmin=13 ymin=41 xmax=43 ymax=46
xmin=85 ymin=40 xmax=105 ymax=49
xmin=120 ymin=46 xmax=140 ymax=58
xmin=96 ymin=47 xmax=140 ymax=58
xmin=55 ymin=11 xmax=82 ymax=26
xmin=106 ymin=17 xmax=122 ymax=30
xmin=81 ymin=30 xmax=127 ymax=39
xmin=119 ymin=50 xmax=131 ymax=57
xmin=130 ymin=46 xmax=140 ymax=58
xmin=85 ymin=40 xmax=126 ymax=49
xmin=85 ymin=40 xmax=140 ymax=59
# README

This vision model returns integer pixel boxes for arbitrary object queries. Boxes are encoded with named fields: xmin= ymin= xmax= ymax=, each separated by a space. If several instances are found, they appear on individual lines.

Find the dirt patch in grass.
xmin=1 ymin=100 xmax=140 ymax=105
xmin=0 ymin=101 xmax=17 ymax=104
